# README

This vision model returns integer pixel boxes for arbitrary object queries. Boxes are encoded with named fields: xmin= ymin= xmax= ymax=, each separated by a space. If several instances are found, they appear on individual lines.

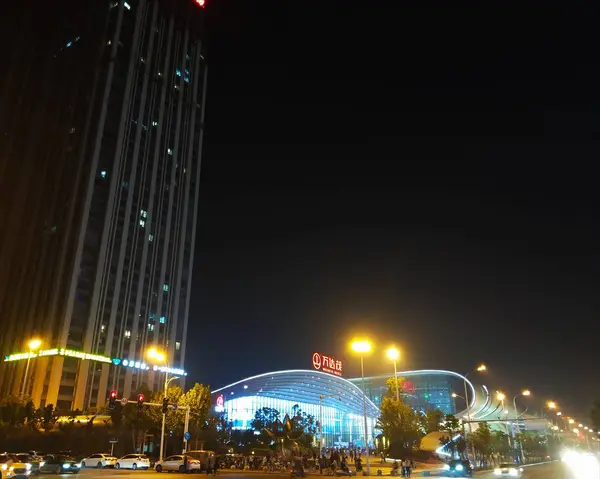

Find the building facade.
xmin=212 ymin=370 xmax=380 ymax=448
xmin=348 ymin=369 xmax=469 ymax=414
xmin=0 ymin=0 xmax=206 ymax=411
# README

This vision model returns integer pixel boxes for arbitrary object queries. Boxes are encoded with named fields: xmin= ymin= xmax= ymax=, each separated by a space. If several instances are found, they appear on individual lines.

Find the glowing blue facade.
xmin=212 ymin=370 xmax=379 ymax=447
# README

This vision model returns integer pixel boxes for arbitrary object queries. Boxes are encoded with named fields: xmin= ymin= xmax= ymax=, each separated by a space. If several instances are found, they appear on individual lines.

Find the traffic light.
xmin=108 ymin=390 xmax=117 ymax=410
xmin=137 ymin=393 xmax=145 ymax=411
xmin=162 ymin=397 xmax=169 ymax=414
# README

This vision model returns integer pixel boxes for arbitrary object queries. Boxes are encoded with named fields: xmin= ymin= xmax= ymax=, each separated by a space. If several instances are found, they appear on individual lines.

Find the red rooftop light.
xmin=195 ymin=0 xmax=205 ymax=7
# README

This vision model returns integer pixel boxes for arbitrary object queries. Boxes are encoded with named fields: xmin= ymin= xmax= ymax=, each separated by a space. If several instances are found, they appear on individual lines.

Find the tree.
xmin=180 ymin=383 xmax=212 ymax=445
xmin=440 ymin=414 xmax=462 ymax=437
xmin=469 ymin=422 xmax=492 ymax=465
xmin=376 ymin=396 xmax=421 ymax=456
xmin=591 ymin=398 xmax=600 ymax=432
xmin=420 ymin=409 xmax=445 ymax=434
xmin=491 ymin=431 xmax=511 ymax=458
xmin=291 ymin=404 xmax=317 ymax=447
xmin=251 ymin=407 xmax=281 ymax=445
xmin=385 ymin=376 xmax=406 ymax=398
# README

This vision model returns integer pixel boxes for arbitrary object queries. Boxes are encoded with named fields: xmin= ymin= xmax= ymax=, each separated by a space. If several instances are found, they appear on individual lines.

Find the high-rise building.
xmin=0 ymin=0 xmax=207 ymax=411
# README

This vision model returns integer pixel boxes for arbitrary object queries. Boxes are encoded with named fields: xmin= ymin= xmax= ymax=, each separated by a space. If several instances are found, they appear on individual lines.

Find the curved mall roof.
xmin=212 ymin=369 xmax=380 ymax=418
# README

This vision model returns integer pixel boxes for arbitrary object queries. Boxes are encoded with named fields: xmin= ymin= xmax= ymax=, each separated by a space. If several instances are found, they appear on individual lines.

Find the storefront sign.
xmin=312 ymin=352 xmax=343 ymax=376
xmin=4 ymin=348 xmax=111 ymax=363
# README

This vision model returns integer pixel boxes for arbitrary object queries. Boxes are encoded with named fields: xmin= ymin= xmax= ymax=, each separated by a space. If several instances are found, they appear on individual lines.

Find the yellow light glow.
xmin=573 ymin=428 xmax=579 ymax=434
xmin=351 ymin=340 xmax=372 ymax=354
xmin=578 ymin=424 xmax=583 ymax=428
xmin=547 ymin=401 xmax=557 ymax=410
xmin=27 ymin=339 xmax=42 ymax=350
xmin=557 ymin=411 xmax=562 ymax=416
xmin=146 ymin=347 xmax=166 ymax=363
xmin=386 ymin=347 xmax=400 ymax=361
xmin=476 ymin=364 xmax=487 ymax=372
xmin=522 ymin=389 xmax=531 ymax=396
xmin=569 ymin=419 xmax=575 ymax=424
xmin=496 ymin=391 xmax=506 ymax=401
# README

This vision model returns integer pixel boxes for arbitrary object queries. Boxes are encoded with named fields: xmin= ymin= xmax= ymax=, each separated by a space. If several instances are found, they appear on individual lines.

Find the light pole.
xmin=512 ymin=390 xmax=530 ymax=463
xmin=147 ymin=348 xmax=179 ymax=462
xmin=21 ymin=339 xmax=42 ymax=398
xmin=351 ymin=339 xmax=372 ymax=476
xmin=462 ymin=364 xmax=486 ymax=463
xmin=386 ymin=347 xmax=401 ymax=402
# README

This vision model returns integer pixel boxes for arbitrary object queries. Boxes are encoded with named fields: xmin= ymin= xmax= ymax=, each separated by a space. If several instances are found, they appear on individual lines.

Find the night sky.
xmin=187 ymin=2 xmax=600 ymax=418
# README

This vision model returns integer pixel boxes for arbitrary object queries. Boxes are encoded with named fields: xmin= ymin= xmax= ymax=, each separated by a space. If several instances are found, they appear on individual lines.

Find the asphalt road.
xmin=32 ymin=461 xmax=582 ymax=479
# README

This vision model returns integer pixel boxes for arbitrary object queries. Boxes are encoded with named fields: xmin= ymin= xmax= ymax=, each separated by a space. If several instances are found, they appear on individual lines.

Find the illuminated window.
xmin=100 ymin=325 xmax=106 ymax=332
xmin=148 ymin=234 xmax=154 ymax=242
xmin=163 ymin=284 xmax=169 ymax=292
xmin=152 ymin=121 xmax=158 ymax=126
xmin=66 ymin=41 xmax=72 ymax=48
xmin=147 ymin=324 xmax=154 ymax=332
xmin=124 ymin=2 xmax=131 ymax=10
xmin=139 ymin=219 xmax=145 ymax=227
xmin=140 ymin=209 xmax=147 ymax=218
xmin=167 ymin=148 xmax=173 ymax=155
xmin=100 ymin=170 xmax=107 ymax=179
xmin=175 ymin=341 xmax=181 ymax=351
xmin=176 ymin=68 xmax=182 ymax=77
xmin=160 ymin=316 xmax=166 ymax=324
xmin=125 ymin=330 xmax=131 ymax=338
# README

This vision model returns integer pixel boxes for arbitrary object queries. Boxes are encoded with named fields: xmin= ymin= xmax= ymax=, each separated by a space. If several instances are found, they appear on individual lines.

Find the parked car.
xmin=11 ymin=455 xmax=39 ymax=476
xmin=81 ymin=454 xmax=117 ymax=469
xmin=38 ymin=455 xmax=80 ymax=475
xmin=115 ymin=454 xmax=151 ymax=470
xmin=494 ymin=464 xmax=523 ymax=477
xmin=186 ymin=451 xmax=216 ymax=472
xmin=155 ymin=455 xmax=202 ymax=473
xmin=443 ymin=460 xmax=473 ymax=477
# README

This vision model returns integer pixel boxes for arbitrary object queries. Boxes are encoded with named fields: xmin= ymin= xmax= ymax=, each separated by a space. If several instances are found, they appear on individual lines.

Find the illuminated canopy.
xmin=212 ymin=369 xmax=380 ymax=418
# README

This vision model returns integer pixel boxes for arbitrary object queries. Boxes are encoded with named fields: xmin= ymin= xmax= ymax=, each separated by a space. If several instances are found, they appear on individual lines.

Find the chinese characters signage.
xmin=402 ymin=381 xmax=415 ymax=393
xmin=312 ymin=352 xmax=343 ymax=377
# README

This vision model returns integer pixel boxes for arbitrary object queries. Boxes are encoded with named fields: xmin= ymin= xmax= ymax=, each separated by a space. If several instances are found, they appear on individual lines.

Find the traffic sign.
xmin=172 ymin=403 xmax=178 ymax=411
xmin=184 ymin=431 xmax=191 ymax=441
xmin=121 ymin=398 xmax=129 ymax=406
xmin=109 ymin=438 xmax=119 ymax=444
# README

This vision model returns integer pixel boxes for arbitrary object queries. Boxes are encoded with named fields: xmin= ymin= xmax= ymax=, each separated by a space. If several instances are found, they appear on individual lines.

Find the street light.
xmin=462 ymin=364 xmax=486 ymax=462
xmin=386 ymin=347 xmax=401 ymax=402
xmin=146 ymin=347 xmax=179 ymax=462
xmin=547 ymin=401 xmax=557 ymax=410
xmin=351 ymin=339 xmax=372 ymax=476
xmin=21 ymin=338 xmax=42 ymax=398
xmin=513 ymin=390 xmax=531 ymax=463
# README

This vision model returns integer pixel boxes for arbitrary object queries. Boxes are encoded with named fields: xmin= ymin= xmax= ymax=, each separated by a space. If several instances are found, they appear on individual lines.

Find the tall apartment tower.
xmin=0 ymin=0 xmax=207 ymax=411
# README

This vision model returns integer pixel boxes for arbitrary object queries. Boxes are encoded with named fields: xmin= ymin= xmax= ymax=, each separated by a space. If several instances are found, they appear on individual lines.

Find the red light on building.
xmin=195 ymin=0 xmax=205 ymax=7
xmin=110 ymin=390 xmax=117 ymax=399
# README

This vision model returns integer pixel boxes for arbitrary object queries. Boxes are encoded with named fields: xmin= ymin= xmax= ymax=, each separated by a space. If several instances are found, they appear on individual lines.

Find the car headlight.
xmin=443 ymin=465 xmax=450 ymax=470
xmin=39 ymin=462 xmax=45 ymax=468
xmin=1 ymin=464 xmax=8 ymax=470
xmin=509 ymin=468 xmax=518 ymax=476
xmin=63 ymin=464 xmax=71 ymax=469
xmin=456 ymin=465 xmax=464 ymax=471
xmin=26 ymin=464 xmax=32 ymax=470
xmin=494 ymin=469 xmax=502 ymax=475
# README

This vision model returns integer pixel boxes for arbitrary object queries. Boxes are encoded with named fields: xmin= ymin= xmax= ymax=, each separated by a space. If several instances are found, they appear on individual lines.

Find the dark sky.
xmin=187 ymin=1 xmax=600 ymax=420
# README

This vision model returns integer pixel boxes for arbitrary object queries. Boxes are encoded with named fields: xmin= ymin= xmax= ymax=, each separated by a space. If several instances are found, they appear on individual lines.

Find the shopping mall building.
xmin=211 ymin=354 xmax=481 ymax=447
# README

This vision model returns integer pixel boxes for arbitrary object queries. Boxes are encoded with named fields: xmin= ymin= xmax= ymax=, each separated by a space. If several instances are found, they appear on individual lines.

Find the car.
xmin=11 ymin=455 xmax=40 ymax=476
xmin=38 ymin=455 xmax=80 ymax=475
xmin=494 ymin=463 xmax=523 ymax=477
xmin=115 ymin=454 xmax=151 ymax=470
xmin=155 ymin=455 xmax=202 ymax=473
xmin=1 ymin=455 xmax=31 ymax=479
xmin=81 ymin=454 xmax=117 ymax=469
xmin=443 ymin=460 xmax=473 ymax=477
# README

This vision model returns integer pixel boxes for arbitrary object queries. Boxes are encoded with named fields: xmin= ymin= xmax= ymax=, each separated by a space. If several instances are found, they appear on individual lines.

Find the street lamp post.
xmin=147 ymin=348 xmax=179 ymax=462
xmin=351 ymin=340 xmax=372 ymax=476
xmin=386 ymin=347 xmax=401 ymax=402
xmin=512 ymin=390 xmax=530 ymax=463
xmin=21 ymin=339 xmax=42 ymax=398
xmin=462 ymin=364 xmax=486 ymax=463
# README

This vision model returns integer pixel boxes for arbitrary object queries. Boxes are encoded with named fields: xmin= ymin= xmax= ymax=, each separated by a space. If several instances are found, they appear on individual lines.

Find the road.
xmin=32 ymin=461 xmax=586 ymax=479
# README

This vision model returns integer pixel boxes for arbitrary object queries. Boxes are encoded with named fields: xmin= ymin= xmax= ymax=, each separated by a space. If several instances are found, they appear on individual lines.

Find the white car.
xmin=81 ymin=454 xmax=117 ymax=468
xmin=155 ymin=455 xmax=201 ymax=473
xmin=115 ymin=454 xmax=151 ymax=470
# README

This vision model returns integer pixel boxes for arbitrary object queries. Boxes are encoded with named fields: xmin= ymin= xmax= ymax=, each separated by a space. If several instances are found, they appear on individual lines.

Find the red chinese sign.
xmin=402 ymin=381 xmax=415 ymax=393
xmin=312 ymin=352 xmax=343 ymax=377
xmin=215 ymin=394 xmax=224 ymax=411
